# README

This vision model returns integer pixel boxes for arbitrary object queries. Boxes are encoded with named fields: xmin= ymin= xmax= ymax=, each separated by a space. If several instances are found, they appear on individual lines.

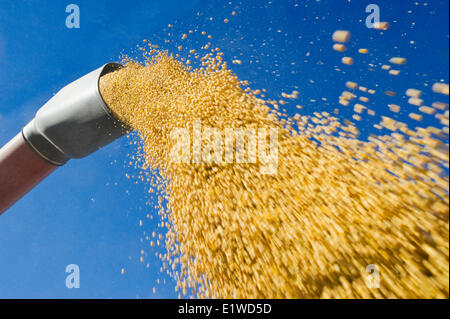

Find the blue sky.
xmin=0 ymin=0 xmax=448 ymax=298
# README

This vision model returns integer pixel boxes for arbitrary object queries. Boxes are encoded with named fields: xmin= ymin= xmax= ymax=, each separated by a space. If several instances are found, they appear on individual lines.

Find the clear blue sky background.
xmin=0 ymin=0 xmax=448 ymax=298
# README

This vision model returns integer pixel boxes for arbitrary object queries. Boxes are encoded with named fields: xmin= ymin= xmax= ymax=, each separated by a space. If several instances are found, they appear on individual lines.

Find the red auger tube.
xmin=0 ymin=133 xmax=57 ymax=215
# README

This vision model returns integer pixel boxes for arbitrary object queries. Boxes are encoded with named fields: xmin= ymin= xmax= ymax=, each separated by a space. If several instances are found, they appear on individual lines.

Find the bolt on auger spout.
xmin=0 ymin=63 xmax=128 ymax=215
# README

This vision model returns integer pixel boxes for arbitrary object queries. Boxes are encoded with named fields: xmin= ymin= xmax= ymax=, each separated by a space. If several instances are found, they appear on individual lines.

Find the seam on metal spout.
xmin=22 ymin=124 xmax=68 ymax=166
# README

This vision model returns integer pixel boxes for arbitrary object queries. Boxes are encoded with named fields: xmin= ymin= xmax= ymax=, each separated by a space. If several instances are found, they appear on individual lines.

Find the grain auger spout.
xmin=0 ymin=63 xmax=128 ymax=215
